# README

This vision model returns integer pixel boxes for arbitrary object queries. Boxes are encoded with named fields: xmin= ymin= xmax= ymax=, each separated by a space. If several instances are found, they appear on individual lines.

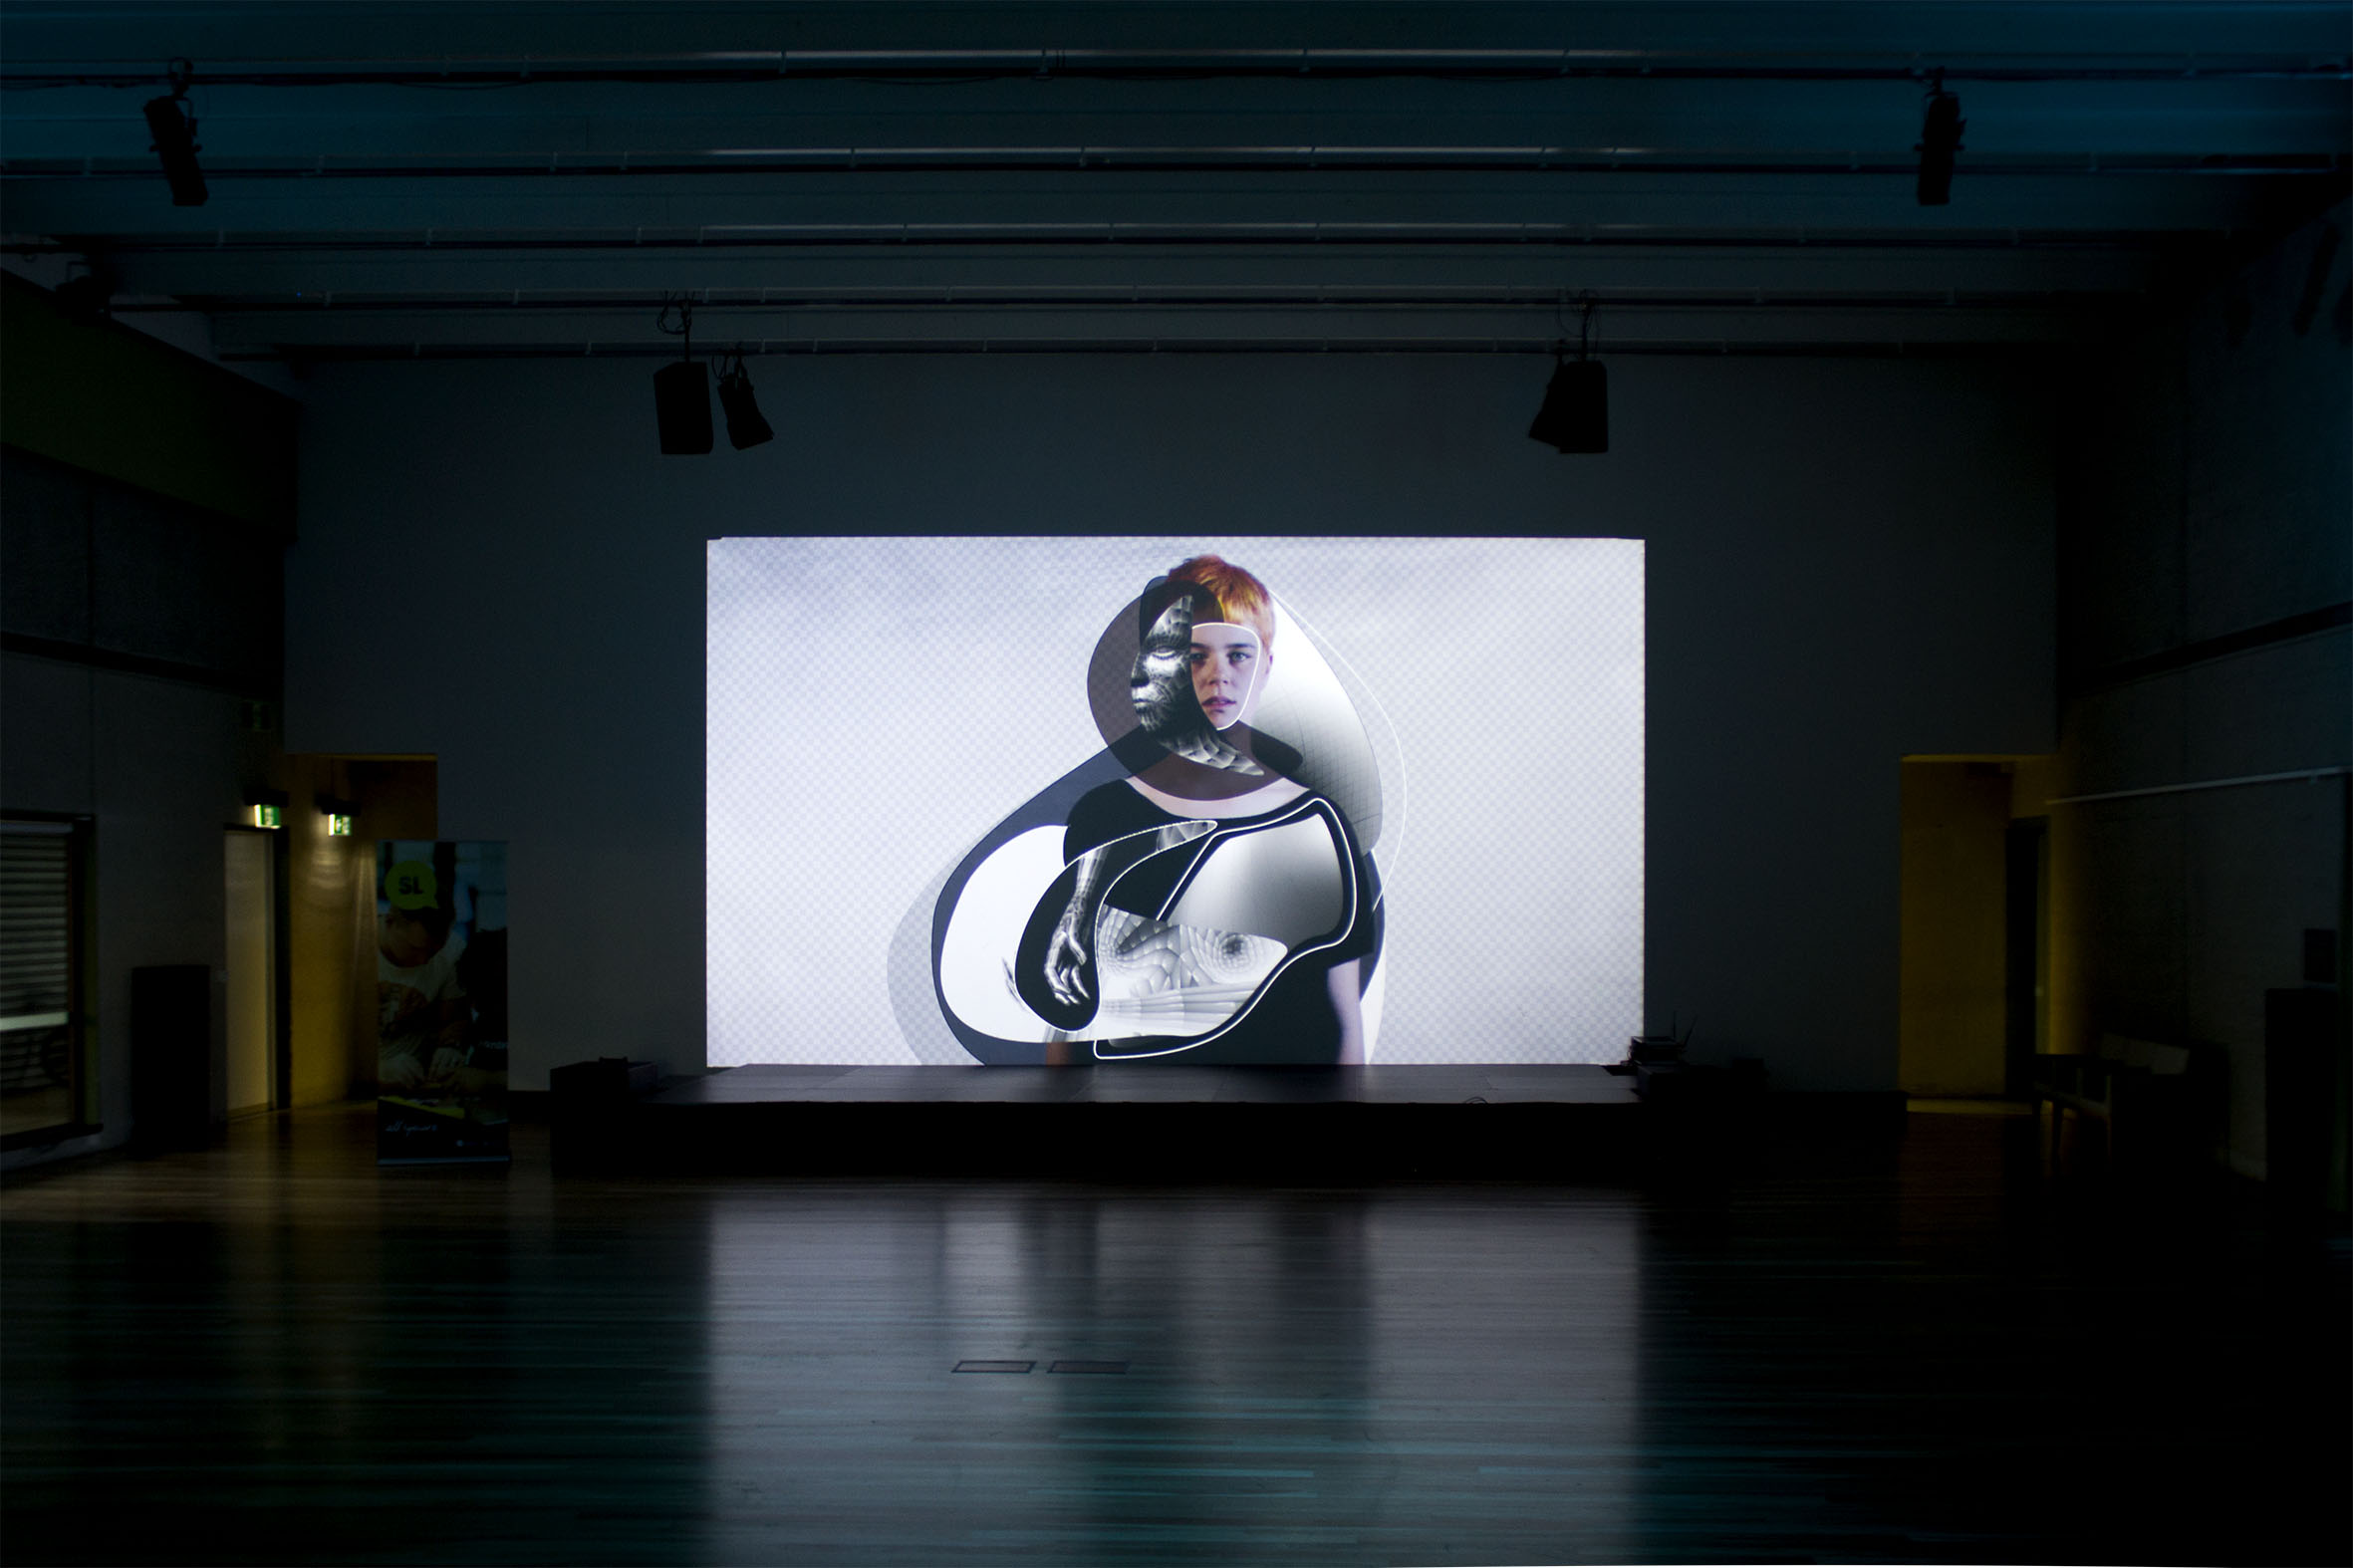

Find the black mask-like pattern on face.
xmin=1131 ymin=586 xmax=1263 ymax=775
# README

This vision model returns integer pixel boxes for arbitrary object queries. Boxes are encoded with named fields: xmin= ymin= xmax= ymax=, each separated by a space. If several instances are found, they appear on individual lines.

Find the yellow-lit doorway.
xmin=223 ymin=828 xmax=279 ymax=1116
xmin=1900 ymin=757 xmax=2051 ymax=1101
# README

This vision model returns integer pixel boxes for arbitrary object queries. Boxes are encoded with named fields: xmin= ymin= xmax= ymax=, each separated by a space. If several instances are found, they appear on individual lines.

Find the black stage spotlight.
xmin=714 ymin=354 xmax=774 ymax=449
xmin=654 ymin=361 xmax=712 ymax=454
xmin=1917 ymin=76 xmax=1964 ymax=206
xmin=142 ymin=60 xmax=206 ymax=207
xmin=1528 ymin=298 xmax=1607 ymax=453
xmin=1528 ymin=358 xmax=1608 ymax=453
xmin=654 ymin=299 xmax=712 ymax=453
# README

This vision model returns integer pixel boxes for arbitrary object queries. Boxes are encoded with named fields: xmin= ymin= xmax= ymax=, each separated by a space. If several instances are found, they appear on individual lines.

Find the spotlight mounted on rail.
xmin=1916 ymin=73 xmax=1964 ymax=206
xmin=141 ymin=59 xmax=207 ymax=207
xmin=714 ymin=352 xmax=774 ymax=450
xmin=653 ymin=298 xmax=713 ymax=455
xmin=1528 ymin=296 xmax=1607 ymax=454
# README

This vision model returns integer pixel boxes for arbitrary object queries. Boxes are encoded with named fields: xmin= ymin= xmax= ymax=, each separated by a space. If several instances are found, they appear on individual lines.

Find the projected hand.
xmin=380 ymin=1052 xmax=425 ymax=1090
xmin=427 ymin=1046 xmax=466 ymax=1081
xmin=1046 ymin=915 xmax=1092 ymax=1007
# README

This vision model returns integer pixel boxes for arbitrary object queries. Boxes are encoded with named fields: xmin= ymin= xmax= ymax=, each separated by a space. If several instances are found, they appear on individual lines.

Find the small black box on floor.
xmin=550 ymin=1058 xmax=660 ymax=1099
xmin=550 ymin=1057 xmax=660 ymax=1173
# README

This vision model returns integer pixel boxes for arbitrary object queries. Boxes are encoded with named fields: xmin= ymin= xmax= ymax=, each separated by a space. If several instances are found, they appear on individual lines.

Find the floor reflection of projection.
xmin=701 ymin=1185 xmax=1642 ymax=1564
xmin=706 ymin=536 xmax=1644 ymax=1066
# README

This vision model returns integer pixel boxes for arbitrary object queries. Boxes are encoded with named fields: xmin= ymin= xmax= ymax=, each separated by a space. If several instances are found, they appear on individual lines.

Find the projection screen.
xmin=708 ymin=537 xmax=1642 ymax=1066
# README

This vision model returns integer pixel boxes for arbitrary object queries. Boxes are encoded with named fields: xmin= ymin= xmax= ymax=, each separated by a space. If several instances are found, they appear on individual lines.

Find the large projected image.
xmin=708 ymin=537 xmax=1643 ymax=1066
xmin=945 ymin=557 xmax=1383 ymax=1065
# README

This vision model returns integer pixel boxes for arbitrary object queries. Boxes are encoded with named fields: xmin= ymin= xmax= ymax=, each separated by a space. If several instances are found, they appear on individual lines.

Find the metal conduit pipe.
xmin=138 ymin=289 xmax=2127 ymax=313
xmin=10 ymin=228 xmax=2240 ymax=255
xmin=3 ymin=150 xmax=2342 ymax=179
xmin=4 ymin=48 xmax=2348 ymax=88
xmin=217 ymin=337 xmax=2064 ymax=362
xmin=2046 ymin=768 xmax=2352 ymax=806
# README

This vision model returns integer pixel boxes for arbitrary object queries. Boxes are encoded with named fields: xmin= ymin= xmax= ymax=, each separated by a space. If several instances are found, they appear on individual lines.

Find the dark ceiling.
xmin=3 ymin=1 xmax=2347 ymax=362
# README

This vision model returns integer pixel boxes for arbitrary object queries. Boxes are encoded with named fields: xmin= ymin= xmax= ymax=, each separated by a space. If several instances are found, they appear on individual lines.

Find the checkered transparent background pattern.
xmin=709 ymin=537 xmax=1643 ymax=1065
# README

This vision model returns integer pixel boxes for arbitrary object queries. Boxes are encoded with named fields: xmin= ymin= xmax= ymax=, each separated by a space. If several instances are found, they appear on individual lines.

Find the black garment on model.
xmin=1014 ymin=780 xmax=1383 ymax=1065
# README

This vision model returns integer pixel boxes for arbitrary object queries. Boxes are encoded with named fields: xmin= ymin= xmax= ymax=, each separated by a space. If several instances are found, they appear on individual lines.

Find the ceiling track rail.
xmin=14 ymin=227 xmax=2245 ymax=255
xmin=219 ymin=336 xmax=2064 ymax=362
xmin=6 ymin=49 xmax=2349 ymax=88
xmin=5 ymin=152 xmax=2342 ymax=181
xmin=155 ymin=290 xmax=2133 ymax=313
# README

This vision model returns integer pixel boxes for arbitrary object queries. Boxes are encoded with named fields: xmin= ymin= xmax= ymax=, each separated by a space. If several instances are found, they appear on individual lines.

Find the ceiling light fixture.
xmin=1528 ymin=296 xmax=1607 ymax=454
xmin=1916 ymin=74 xmax=1964 ymax=206
xmin=653 ymin=298 xmax=712 ymax=454
xmin=714 ymin=352 xmax=774 ymax=449
xmin=141 ymin=59 xmax=207 ymax=207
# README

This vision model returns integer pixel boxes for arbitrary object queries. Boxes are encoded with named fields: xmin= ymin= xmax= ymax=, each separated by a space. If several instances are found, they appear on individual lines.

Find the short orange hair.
xmin=1167 ymin=555 xmax=1275 ymax=647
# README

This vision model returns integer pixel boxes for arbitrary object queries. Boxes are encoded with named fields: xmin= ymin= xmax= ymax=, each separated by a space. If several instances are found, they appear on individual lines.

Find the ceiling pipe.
xmin=21 ymin=226 xmax=2238 ymax=255
xmin=143 ymin=289 xmax=2131 ymax=314
xmin=4 ymin=150 xmax=2340 ymax=180
xmin=220 ymin=336 xmax=2063 ymax=363
xmin=5 ymin=48 xmax=2347 ymax=88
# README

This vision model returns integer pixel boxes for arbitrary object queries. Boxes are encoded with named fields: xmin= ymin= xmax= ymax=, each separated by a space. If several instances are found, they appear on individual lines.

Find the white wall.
xmin=286 ymin=350 xmax=2055 ymax=1090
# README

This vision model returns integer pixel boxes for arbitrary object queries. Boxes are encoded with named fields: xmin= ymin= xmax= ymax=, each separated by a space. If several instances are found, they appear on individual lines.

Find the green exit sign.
xmin=251 ymin=804 xmax=280 ymax=829
xmin=328 ymin=815 xmax=353 ymax=837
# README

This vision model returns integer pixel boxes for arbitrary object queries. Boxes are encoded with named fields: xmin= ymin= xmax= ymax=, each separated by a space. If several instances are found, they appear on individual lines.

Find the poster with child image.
xmin=376 ymin=840 xmax=510 ymax=1164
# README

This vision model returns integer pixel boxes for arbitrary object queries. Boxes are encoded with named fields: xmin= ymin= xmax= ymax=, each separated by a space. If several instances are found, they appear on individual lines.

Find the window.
xmin=2 ymin=818 xmax=91 ymax=1145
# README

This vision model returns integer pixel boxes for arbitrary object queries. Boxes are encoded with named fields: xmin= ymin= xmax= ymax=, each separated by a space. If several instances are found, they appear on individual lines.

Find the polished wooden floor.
xmin=4 ymin=1106 xmax=2346 ymax=1566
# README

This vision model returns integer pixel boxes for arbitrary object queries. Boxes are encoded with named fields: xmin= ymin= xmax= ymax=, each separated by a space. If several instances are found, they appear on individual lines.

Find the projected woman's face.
xmin=1188 ymin=623 xmax=1264 ymax=730
xmin=1132 ymin=597 xmax=1200 ymax=734
xmin=1129 ymin=590 xmax=1263 ymax=775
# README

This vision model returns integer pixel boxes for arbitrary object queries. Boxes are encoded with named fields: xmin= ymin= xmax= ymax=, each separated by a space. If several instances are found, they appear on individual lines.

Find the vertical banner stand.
xmin=375 ymin=840 xmax=511 ymax=1165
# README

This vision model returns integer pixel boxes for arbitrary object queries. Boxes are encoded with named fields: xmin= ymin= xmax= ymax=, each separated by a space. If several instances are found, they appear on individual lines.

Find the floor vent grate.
xmin=1048 ymin=1360 xmax=1130 ymax=1374
xmin=951 ymin=1359 xmax=1035 ymax=1374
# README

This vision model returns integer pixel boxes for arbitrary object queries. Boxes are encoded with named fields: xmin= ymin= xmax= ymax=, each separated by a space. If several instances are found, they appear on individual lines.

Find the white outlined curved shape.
xmin=938 ymin=816 xmax=1219 ymax=1046
xmin=1089 ymin=795 xmax=1362 ymax=1061
xmin=936 ymin=826 xmax=1066 ymax=1044
xmin=1157 ymin=813 xmax=1344 ymax=943
xmin=1275 ymin=598 xmax=1407 ymax=916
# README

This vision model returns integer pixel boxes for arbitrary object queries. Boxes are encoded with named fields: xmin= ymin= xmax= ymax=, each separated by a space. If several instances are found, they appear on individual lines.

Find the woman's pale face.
xmin=1187 ymin=622 xmax=1265 ymax=730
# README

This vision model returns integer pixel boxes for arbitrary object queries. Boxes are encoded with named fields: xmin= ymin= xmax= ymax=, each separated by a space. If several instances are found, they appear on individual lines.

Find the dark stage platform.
xmin=559 ymin=1064 xmax=1646 ymax=1177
